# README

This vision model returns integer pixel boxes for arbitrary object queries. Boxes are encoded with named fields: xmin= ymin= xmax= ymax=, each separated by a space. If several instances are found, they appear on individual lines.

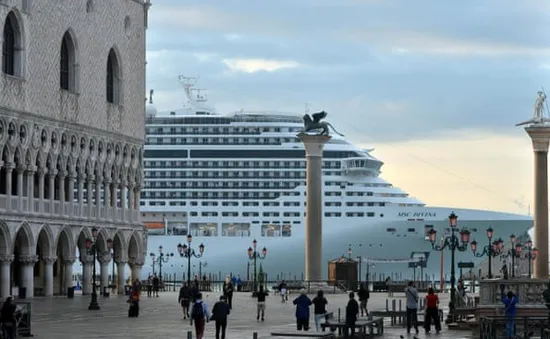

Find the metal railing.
xmin=480 ymin=316 xmax=546 ymax=339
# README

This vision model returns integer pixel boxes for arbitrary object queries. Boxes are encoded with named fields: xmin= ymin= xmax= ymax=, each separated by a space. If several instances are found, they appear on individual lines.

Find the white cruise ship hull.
xmin=143 ymin=206 xmax=532 ymax=281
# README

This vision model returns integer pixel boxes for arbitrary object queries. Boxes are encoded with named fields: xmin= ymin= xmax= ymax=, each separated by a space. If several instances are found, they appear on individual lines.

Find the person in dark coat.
xmin=312 ymin=290 xmax=328 ymax=331
xmin=211 ymin=296 xmax=230 ymax=339
xmin=0 ymin=296 xmax=17 ymax=339
xmin=178 ymin=282 xmax=192 ymax=319
xmin=358 ymin=284 xmax=370 ymax=317
xmin=152 ymin=274 xmax=160 ymax=297
xmin=223 ymin=276 xmax=234 ymax=310
xmin=293 ymin=289 xmax=312 ymax=331
xmin=345 ymin=292 xmax=359 ymax=338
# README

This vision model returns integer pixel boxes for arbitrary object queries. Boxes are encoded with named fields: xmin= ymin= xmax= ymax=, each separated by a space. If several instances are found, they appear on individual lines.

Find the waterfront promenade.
xmin=28 ymin=291 xmax=473 ymax=338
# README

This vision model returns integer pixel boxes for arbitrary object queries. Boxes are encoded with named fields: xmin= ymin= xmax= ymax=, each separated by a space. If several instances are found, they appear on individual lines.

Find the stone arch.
xmin=55 ymin=225 xmax=75 ymax=259
xmin=36 ymin=223 xmax=55 ymax=258
xmin=60 ymin=29 xmax=79 ymax=92
xmin=2 ymin=10 xmax=26 ymax=77
xmin=54 ymin=225 xmax=75 ymax=295
xmin=94 ymin=228 xmax=110 ymax=255
xmin=112 ymin=230 xmax=127 ymax=262
xmin=106 ymin=47 xmax=122 ymax=104
xmin=0 ymin=220 xmax=11 ymax=255
xmin=127 ymin=231 xmax=141 ymax=261
xmin=76 ymin=226 xmax=92 ymax=252
xmin=13 ymin=221 xmax=34 ymax=255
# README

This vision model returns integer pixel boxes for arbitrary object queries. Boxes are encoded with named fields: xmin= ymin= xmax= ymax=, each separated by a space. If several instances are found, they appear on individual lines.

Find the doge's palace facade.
xmin=0 ymin=0 xmax=149 ymax=297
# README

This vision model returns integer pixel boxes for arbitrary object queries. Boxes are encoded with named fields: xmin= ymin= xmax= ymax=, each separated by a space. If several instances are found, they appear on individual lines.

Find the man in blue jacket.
xmin=293 ymin=289 xmax=312 ymax=331
xmin=502 ymin=290 xmax=518 ymax=338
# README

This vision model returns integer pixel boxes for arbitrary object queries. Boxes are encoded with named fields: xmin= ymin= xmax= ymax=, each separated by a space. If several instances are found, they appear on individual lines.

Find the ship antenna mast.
xmin=177 ymin=75 xmax=199 ymax=103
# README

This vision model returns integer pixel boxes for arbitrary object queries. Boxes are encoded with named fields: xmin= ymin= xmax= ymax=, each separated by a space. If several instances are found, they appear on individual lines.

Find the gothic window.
xmin=60 ymin=31 xmax=77 ymax=91
xmin=2 ymin=12 xmax=17 ymax=75
xmin=106 ymin=48 xmax=121 ymax=104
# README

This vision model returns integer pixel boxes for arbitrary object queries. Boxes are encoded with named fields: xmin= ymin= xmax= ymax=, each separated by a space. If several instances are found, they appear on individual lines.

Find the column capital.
xmin=129 ymin=257 xmax=144 ymax=266
xmin=66 ymin=170 xmax=77 ymax=179
xmin=128 ymin=181 xmax=136 ymax=189
xmin=47 ymin=169 xmax=58 ymax=177
xmin=87 ymin=175 xmax=95 ymax=182
xmin=80 ymin=254 xmax=94 ymax=264
xmin=26 ymin=165 xmax=37 ymax=173
xmin=4 ymin=162 xmax=15 ymax=170
xmin=37 ymin=167 xmax=47 ymax=175
xmin=42 ymin=256 xmax=58 ymax=265
xmin=15 ymin=163 xmax=26 ymax=174
xmin=18 ymin=255 xmax=39 ymax=265
xmin=297 ymin=133 xmax=332 ymax=157
xmin=58 ymin=170 xmax=68 ymax=178
xmin=98 ymin=253 xmax=112 ymax=264
xmin=63 ymin=256 xmax=77 ymax=265
xmin=526 ymin=126 xmax=550 ymax=152
xmin=115 ymin=257 xmax=128 ymax=265
xmin=104 ymin=176 xmax=112 ymax=184
xmin=0 ymin=254 xmax=14 ymax=263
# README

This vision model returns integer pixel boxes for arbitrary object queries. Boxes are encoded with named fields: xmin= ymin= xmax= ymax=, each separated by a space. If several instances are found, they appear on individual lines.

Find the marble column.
xmin=19 ymin=255 xmax=38 ymax=298
xmin=121 ymin=181 xmax=127 ymax=222
xmin=80 ymin=254 xmax=94 ymax=295
xmin=86 ymin=175 xmax=94 ymax=218
xmin=104 ymin=178 xmax=111 ymax=219
xmin=5 ymin=163 xmax=13 ymax=210
xmin=38 ymin=168 xmax=45 ymax=214
xmin=64 ymin=256 xmax=76 ymax=293
xmin=130 ymin=259 xmax=144 ymax=281
xmin=67 ymin=173 xmax=75 ymax=216
xmin=78 ymin=174 xmax=85 ymax=217
xmin=42 ymin=256 xmax=57 ymax=296
xmin=116 ymin=260 xmax=127 ymax=295
xmin=298 ymin=133 xmax=331 ymax=281
xmin=0 ymin=255 xmax=13 ymax=298
xmin=526 ymin=126 xmax=550 ymax=279
xmin=58 ymin=171 xmax=66 ymax=214
xmin=26 ymin=166 xmax=36 ymax=213
xmin=16 ymin=165 xmax=24 ymax=211
xmin=99 ymin=253 xmax=111 ymax=293
xmin=127 ymin=183 xmax=135 ymax=222
xmin=48 ymin=170 xmax=56 ymax=214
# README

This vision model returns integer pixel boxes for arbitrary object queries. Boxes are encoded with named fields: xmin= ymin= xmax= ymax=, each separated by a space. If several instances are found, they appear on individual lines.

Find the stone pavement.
xmin=25 ymin=291 xmax=473 ymax=338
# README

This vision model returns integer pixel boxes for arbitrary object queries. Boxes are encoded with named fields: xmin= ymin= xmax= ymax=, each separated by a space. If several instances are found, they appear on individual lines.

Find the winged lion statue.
xmin=302 ymin=111 xmax=344 ymax=136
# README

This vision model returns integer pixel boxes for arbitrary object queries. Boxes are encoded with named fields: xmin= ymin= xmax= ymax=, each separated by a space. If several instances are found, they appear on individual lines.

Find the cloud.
xmin=222 ymin=58 xmax=300 ymax=73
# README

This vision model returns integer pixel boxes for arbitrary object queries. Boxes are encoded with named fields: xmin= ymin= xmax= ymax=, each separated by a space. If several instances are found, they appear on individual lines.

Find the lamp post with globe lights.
xmin=470 ymin=227 xmax=503 ymax=278
xmin=177 ymin=235 xmax=205 ymax=286
xmin=248 ymin=239 xmax=267 ymax=296
xmin=150 ymin=246 xmax=173 ymax=282
xmin=499 ymin=234 xmax=523 ymax=278
xmin=85 ymin=227 xmax=113 ymax=311
xmin=427 ymin=212 xmax=471 ymax=322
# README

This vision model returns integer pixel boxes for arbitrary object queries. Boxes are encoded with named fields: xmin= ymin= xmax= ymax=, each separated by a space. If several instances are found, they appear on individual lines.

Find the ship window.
xmin=261 ymin=224 xmax=281 ymax=237
xmin=222 ymin=223 xmax=250 ymax=237
xmin=386 ymin=228 xmax=396 ymax=232
xmin=282 ymin=225 xmax=292 ymax=237
xmin=189 ymin=223 xmax=217 ymax=237
xmin=408 ymin=228 xmax=416 ymax=232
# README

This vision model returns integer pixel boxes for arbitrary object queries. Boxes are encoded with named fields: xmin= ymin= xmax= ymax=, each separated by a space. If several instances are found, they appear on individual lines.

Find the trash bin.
xmin=67 ymin=286 xmax=75 ymax=299
xmin=103 ymin=286 xmax=110 ymax=297
xmin=124 ymin=285 xmax=131 ymax=296
xmin=19 ymin=287 xmax=27 ymax=299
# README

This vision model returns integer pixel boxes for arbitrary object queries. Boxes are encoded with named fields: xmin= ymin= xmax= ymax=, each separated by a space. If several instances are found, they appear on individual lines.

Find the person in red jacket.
xmin=424 ymin=288 xmax=441 ymax=333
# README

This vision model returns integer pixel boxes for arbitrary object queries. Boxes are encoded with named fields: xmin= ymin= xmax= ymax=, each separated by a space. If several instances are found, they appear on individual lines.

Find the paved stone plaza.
xmin=26 ymin=291 xmax=474 ymax=338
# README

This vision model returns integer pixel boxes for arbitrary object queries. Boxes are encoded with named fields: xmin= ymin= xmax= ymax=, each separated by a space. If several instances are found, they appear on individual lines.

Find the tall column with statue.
xmin=516 ymin=89 xmax=550 ymax=279
xmin=298 ymin=111 xmax=344 ymax=283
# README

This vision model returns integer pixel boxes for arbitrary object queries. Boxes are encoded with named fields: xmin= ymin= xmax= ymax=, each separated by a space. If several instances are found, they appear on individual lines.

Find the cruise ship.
xmin=140 ymin=77 xmax=533 ymax=282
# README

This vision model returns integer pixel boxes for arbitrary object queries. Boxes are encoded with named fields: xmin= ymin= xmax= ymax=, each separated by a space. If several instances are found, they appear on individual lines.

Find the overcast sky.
xmin=145 ymin=0 xmax=550 ymax=215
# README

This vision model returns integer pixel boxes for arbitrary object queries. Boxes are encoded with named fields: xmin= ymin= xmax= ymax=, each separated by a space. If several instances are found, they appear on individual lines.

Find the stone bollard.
xmin=253 ymin=332 xmax=258 ymax=339
xmin=392 ymin=299 xmax=396 ymax=311
xmin=398 ymin=299 xmax=402 ymax=311
xmin=187 ymin=331 xmax=192 ymax=339
xmin=385 ymin=299 xmax=389 ymax=311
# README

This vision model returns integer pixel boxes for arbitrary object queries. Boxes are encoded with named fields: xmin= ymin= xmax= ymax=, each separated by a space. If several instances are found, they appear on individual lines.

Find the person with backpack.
xmin=358 ymin=284 xmax=370 ymax=317
xmin=191 ymin=292 xmax=210 ymax=339
xmin=501 ymin=288 xmax=518 ymax=338
xmin=405 ymin=281 xmax=419 ymax=335
xmin=211 ymin=295 xmax=230 ymax=339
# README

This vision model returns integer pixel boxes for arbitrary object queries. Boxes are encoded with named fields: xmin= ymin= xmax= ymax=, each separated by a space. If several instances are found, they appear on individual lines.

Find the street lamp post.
xmin=85 ymin=227 xmax=113 ymax=311
xmin=470 ymin=227 xmax=503 ymax=278
xmin=150 ymin=245 xmax=173 ymax=282
xmin=177 ymin=235 xmax=205 ymax=286
xmin=248 ymin=239 xmax=267 ymax=296
xmin=524 ymin=240 xmax=539 ymax=278
xmin=499 ymin=234 xmax=523 ymax=278
xmin=428 ymin=212 xmax=471 ymax=323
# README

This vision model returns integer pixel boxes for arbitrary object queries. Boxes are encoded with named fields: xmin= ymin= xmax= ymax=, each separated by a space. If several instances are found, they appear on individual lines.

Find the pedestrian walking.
xmin=501 ymin=288 xmax=518 ymax=338
xmin=312 ymin=290 xmax=328 ymax=331
xmin=152 ymin=274 xmax=160 ymax=297
xmin=0 ymin=296 xmax=17 ymax=339
xmin=293 ymin=289 xmax=312 ymax=331
xmin=211 ymin=296 xmax=230 ymax=339
xmin=385 ymin=277 xmax=393 ymax=297
xmin=256 ymin=285 xmax=268 ymax=321
xmin=405 ymin=281 xmax=419 ymax=335
xmin=178 ymin=282 xmax=192 ymax=319
xmin=279 ymin=280 xmax=288 ymax=303
xmin=344 ymin=292 xmax=359 ymax=339
xmin=146 ymin=274 xmax=153 ymax=297
xmin=358 ymin=284 xmax=369 ymax=317
xmin=191 ymin=292 xmax=210 ymax=339
xmin=424 ymin=287 xmax=441 ymax=334
xmin=223 ymin=276 xmax=234 ymax=310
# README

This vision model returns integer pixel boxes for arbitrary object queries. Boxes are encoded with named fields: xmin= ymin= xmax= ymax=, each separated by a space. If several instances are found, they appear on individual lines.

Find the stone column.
xmin=26 ymin=166 xmax=36 ymax=213
xmin=67 ymin=173 xmax=75 ymax=216
xmin=298 ymin=133 xmax=331 ymax=281
xmin=16 ymin=164 xmax=24 ymax=211
xmin=0 ymin=255 xmax=13 ymax=298
xmin=80 ymin=254 xmax=94 ymax=295
xmin=86 ymin=175 xmax=94 ymax=218
xmin=58 ymin=171 xmax=66 ymax=214
xmin=5 ymin=163 xmax=13 ymax=210
xmin=127 ymin=182 xmax=135 ymax=222
xmin=120 ymin=180 xmax=127 ymax=222
xmin=526 ymin=126 xmax=550 ymax=279
xmin=116 ymin=259 xmax=127 ymax=295
xmin=19 ymin=255 xmax=38 ymax=298
xmin=42 ymin=256 xmax=57 ymax=296
xmin=104 ymin=178 xmax=111 ymax=219
xmin=99 ymin=253 xmax=111 ymax=293
xmin=78 ymin=173 xmax=85 ymax=217
xmin=38 ymin=168 xmax=45 ymax=214
xmin=63 ymin=256 xmax=76 ymax=293
xmin=129 ymin=258 xmax=144 ymax=281
xmin=48 ymin=170 xmax=57 ymax=214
